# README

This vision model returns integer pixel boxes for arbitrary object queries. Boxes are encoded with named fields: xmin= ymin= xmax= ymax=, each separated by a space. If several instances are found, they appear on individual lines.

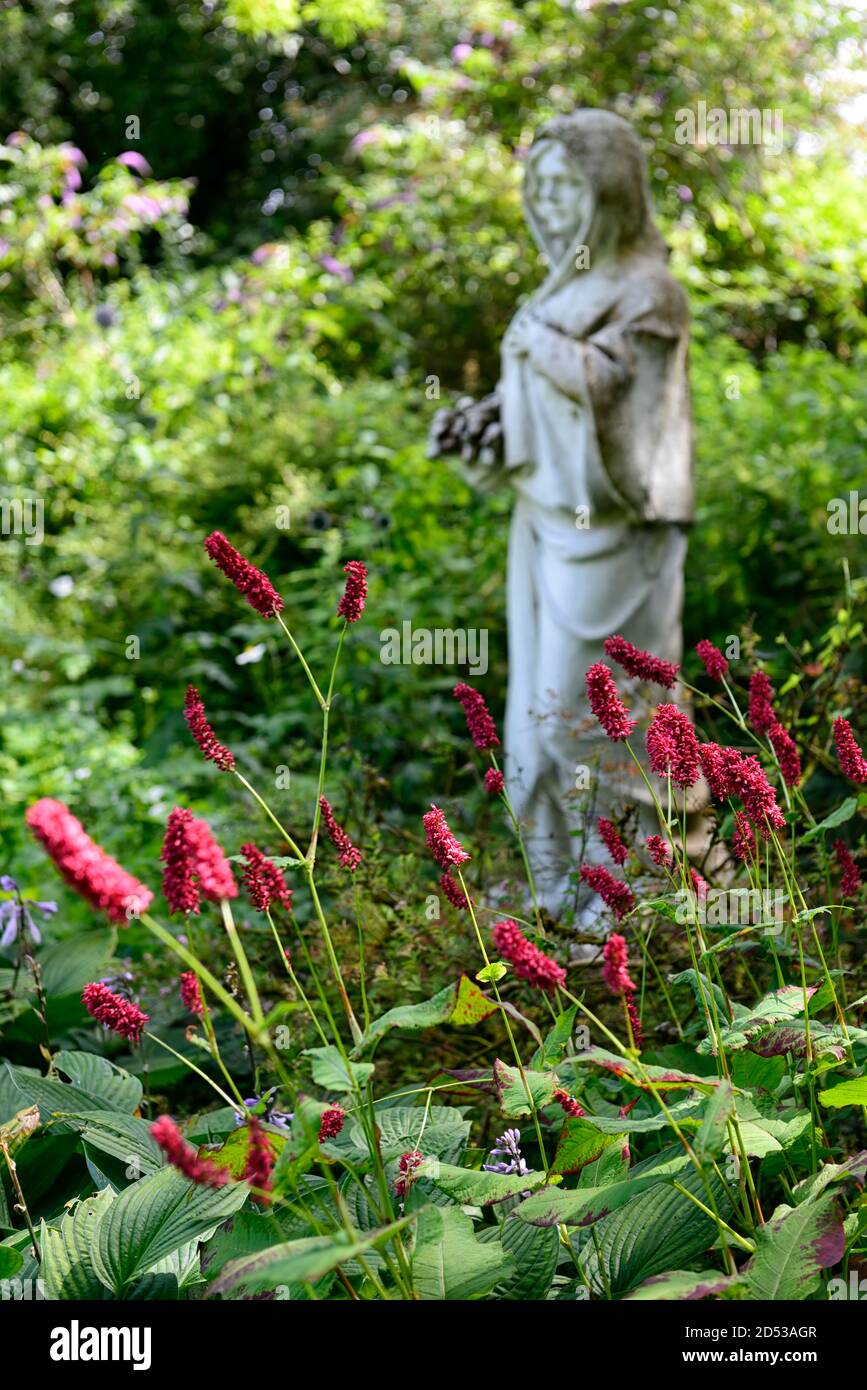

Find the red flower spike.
xmin=337 ymin=560 xmax=367 ymax=623
xmin=579 ymin=864 xmax=635 ymax=921
xmin=150 ymin=1115 xmax=229 ymax=1188
xmin=319 ymin=797 xmax=361 ymax=872
xmin=179 ymin=972 xmax=204 ymax=1018
xmin=491 ymin=919 xmax=566 ymax=994
xmin=646 ymin=704 xmax=700 ymax=787
xmin=423 ymin=804 xmax=470 ymax=870
xmin=695 ymin=639 xmax=729 ymax=681
xmin=203 ymin=531 xmax=283 ymax=618
xmin=598 ymin=817 xmax=628 ymax=867
xmin=82 ymin=981 xmax=149 ymax=1044
xmin=25 ymin=798 xmax=152 ymax=925
xmin=183 ymin=685 xmax=235 ymax=772
xmin=585 ymin=663 xmax=637 ymax=742
xmin=453 ymin=683 xmax=499 ymax=750
xmin=601 ymin=933 xmax=636 ymax=995
xmin=603 ymin=634 xmax=679 ymax=690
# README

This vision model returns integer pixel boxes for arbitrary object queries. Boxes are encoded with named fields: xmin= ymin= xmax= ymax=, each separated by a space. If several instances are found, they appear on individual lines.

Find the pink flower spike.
xmin=179 ymin=971 xmax=204 ymax=1018
xmin=150 ymin=1115 xmax=228 ymax=1188
xmin=580 ymin=864 xmax=635 ymax=921
xmin=734 ymin=756 xmax=786 ymax=839
xmin=585 ymin=663 xmax=637 ymax=742
xmin=26 ymin=798 xmax=152 ymax=924
xmin=603 ymin=634 xmax=679 ymax=690
xmin=161 ymin=807 xmax=200 ymax=916
xmin=695 ymin=639 xmax=729 ymax=681
xmin=337 ymin=560 xmax=367 ymax=623
xmin=601 ymin=933 xmax=636 ymax=995
xmin=203 ymin=531 xmax=283 ymax=617
xmin=439 ymin=871 xmax=471 ymax=910
xmin=768 ymin=721 xmax=801 ymax=788
xmin=183 ymin=686 xmax=235 ymax=772
xmin=731 ymin=811 xmax=758 ymax=865
xmin=646 ymin=834 xmax=672 ymax=868
xmin=748 ymin=671 xmax=777 ymax=735
xmin=318 ymin=1106 xmax=346 ymax=1142
xmin=833 ymin=840 xmax=861 ymax=898
xmin=241 ymin=843 xmax=293 ymax=912
xmin=82 ymin=982 xmax=149 ymax=1044
xmin=423 ymin=804 xmax=470 ymax=870
xmin=319 ymin=797 xmax=362 ymax=872
xmin=453 ymin=683 xmax=499 ymax=750
xmin=646 ymin=705 xmax=700 ymax=787
xmin=187 ymin=816 xmax=238 ymax=901
xmin=833 ymin=717 xmax=867 ymax=785
xmin=491 ymin=919 xmax=566 ymax=994
xmin=484 ymin=768 xmax=505 ymax=796
xmin=598 ymin=817 xmax=628 ymax=867
xmin=244 ymin=1116 xmax=275 ymax=1205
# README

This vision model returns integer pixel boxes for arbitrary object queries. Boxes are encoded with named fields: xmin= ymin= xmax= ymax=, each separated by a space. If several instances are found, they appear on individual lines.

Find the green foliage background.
xmin=1 ymin=0 xmax=865 ymax=928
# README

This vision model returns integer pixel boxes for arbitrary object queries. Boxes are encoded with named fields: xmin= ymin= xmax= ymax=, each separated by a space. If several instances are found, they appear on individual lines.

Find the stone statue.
xmin=430 ymin=110 xmax=694 ymax=920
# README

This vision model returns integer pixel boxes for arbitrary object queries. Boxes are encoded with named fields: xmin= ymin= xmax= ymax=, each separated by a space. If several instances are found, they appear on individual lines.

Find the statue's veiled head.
xmin=523 ymin=108 xmax=667 ymax=267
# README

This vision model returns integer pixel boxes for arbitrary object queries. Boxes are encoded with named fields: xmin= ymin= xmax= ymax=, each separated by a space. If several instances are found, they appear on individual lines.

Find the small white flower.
xmin=236 ymin=642 xmax=266 ymax=666
xmin=49 ymin=574 xmax=74 ymax=598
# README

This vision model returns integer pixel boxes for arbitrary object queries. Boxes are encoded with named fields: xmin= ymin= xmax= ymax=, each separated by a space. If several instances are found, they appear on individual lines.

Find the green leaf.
xmin=551 ymin=1118 xmax=624 ymax=1177
xmin=493 ymin=1216 xmax=558 ymax=1300
xmin=476 ymin=961 xmax=507 ymax=984
xmin=412 ymin=1205 xmax=512 ymax=1300
xmin=695 ymin=1081 xmax=735 ymax=1161
xmin=819 ymin=1077 xmax=867 ymax=1109
xmin=211 ymin=1217 xmax=412 ymax=1295
xmin=625 ymin=1270 xmax=744 ymax=1300
xmin=745 ymin=1194 xmax=844 ymax=1299
xmin=580 ymin=1170 xmax=731 ymax=1297
xmin=0 ymin=1244 xmax=23 ymax=1280
xmin=3 ymin=1063 xmax=120 ymax=1123
xmin=40 ymin=1189 xmax=115 ymax=1300
xmin=515 ymin=1174 xmax=680 ymax=1229
xmin=38 ymin=929 xmax=116 ymax=997
xmin=696 ymin=984 xmax=818 ymax=1055
xmin=493 ymin=1059 xmax=557 ymax=1117
xmin=303 ymin=1045 xmax=374 ymax=1094
xmin=72 ymin=1111 xmax=165 ymax=1177
xmin=54 ymin=1051 xmax=143 ymax=1113
xmin=530 ymin=1006 xmax=577 ymax=1070
xmin=558 ymin=1047 xmax=719 ymax=1092
xmin=800 ymin=797 xmax=858 ymax=842
xmin=92 ymin=1165 xmax=248 ymax=1293
xmin=415 ymin=1158 xmax=551 ymax=1207
xmin=352 ymin=975 xmax=498 ymax=1054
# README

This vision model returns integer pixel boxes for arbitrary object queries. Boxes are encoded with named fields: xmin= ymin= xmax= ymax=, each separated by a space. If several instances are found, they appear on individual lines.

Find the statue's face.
xmin=528 ymin=141 xmax=593 ymax=250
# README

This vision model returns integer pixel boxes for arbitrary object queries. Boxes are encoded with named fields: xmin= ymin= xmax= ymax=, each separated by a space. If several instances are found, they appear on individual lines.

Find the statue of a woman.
xmin=430 ymin=110 xmax=694 ymax=919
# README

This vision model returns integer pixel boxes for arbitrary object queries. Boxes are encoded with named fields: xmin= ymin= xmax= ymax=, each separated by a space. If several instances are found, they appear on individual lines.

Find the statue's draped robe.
xmin=497 ymin=111 xmax=695 ymax=913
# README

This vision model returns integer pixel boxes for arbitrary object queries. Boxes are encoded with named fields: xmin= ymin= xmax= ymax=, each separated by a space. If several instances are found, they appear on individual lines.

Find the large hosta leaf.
xmin=38 ymin=929 xmax=116 ymax=997
xmin=579 ymin=1169 xmax=731 ymax=1297
xmin=745 ymin=1194 xmax=844 ymax=1300
xmin=493 ymin=1216 xmax=558 ymax=1300
xmin=73 ymin=1111 xmax=164 ymax=1178
xmin=412 ymin=1205 xmax=512 ymax=1300
xmin=40 ymin=1188 xmax=115 ymax=1300
xmin=53 ymin=1051 xmax=142 ymax=1113
xmin=3 ymin=1063 xmax=119 ymax=1123
xmin=92 ymin=1165 xmax=248 ymax=1293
